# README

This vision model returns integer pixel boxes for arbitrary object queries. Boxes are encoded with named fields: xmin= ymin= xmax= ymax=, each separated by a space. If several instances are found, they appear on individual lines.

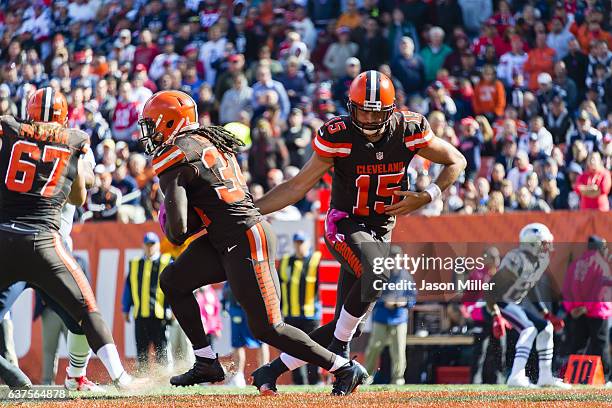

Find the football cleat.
xmin=170 ymin=356 xmax=225 ymax=387
xmin=251 ymin=364 xmax=279 ymax=396
xmin=507 ymin=374 xmax=536 ymax=388
xmin=65 ymin=372 xmax=105 ymax=392
xmin=331 ymin=360 xmax=368 ymax=396
xmin=537 ymin=376 xmax=571 ymax=389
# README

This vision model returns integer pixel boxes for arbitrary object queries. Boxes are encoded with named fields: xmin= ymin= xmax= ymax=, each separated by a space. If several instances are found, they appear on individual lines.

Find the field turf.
xmin=5 ymin=384 xmax=612 ymax=407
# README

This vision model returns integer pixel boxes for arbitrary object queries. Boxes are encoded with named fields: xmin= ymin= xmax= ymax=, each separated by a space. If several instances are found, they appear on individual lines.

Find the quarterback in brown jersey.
xmin=140 ymin=90 xmax=368 ymax=395
xmin=251 ymin=70 xmax=466 ymax=390
xmin=0 ymin=87 xmax=140 ymax=389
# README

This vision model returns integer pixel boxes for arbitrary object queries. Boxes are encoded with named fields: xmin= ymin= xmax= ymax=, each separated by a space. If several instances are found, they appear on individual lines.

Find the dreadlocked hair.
xmin=186 ymin=125 xmax=245 ymax=156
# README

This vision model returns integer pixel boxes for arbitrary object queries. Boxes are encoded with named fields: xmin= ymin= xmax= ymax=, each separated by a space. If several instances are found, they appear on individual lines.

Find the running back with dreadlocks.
xmin=152 ymin=124 xmax=261 ymax=251
xmin=187 ymin=125 xmax=245 ymax=156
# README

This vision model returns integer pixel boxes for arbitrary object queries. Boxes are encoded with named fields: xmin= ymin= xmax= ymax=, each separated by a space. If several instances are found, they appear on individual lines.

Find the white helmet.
xmin=519 ymin=223 xmax=554 ymax=256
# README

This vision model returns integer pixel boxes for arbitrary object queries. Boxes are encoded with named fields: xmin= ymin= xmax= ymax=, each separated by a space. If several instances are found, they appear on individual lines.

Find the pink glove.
xmin=325 ymin=209 xmax=349 ymax=244
xmin=158 ymin=202 xmax=167 ymax=236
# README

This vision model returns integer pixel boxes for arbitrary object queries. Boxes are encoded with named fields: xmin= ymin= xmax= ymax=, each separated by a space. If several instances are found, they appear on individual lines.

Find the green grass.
xmin=68 ymin=384 xmax=612 ymax=401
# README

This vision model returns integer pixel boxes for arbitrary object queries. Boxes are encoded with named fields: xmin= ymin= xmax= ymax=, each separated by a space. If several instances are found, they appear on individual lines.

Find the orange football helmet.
xmin=27 ymin=87 xmax=68 ymax=125
xmin=348 ymin=70 xmax=395 ymax=135
xmin=139 ymin=90 xmax=199 ymax=154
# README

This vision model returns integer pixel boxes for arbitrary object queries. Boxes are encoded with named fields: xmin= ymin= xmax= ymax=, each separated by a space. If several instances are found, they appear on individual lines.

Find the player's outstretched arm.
xmin=386 ymin=137 xmax=466 ymax=215
xmin=159 ymin=165 xmax=196 ymax=246
xmin=254 ymin=153 xmax=333 ymax=215
xmin=68 ymin=171 xmax=87 ymax=206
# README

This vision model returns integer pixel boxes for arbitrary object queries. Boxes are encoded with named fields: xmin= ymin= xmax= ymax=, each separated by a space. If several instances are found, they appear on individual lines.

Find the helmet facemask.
xmin=138 ymin=117 xmax=165 ymax=155
xmin=348 ymin=100 xmax=394 ymax=140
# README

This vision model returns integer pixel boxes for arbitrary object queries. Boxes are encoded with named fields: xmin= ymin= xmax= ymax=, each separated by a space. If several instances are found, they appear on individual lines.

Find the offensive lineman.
xmin=139 ymin=90 xmax=367 ymax=395
xmin=485 ymin=223 xmax=570 ymax=388
xmin=250 ymin=70 xmax=466 ymax=393
xmin=0 ymin=87 xmax=139 ymax=389
xmin=0 ymin=148 xmax=102 ymax=391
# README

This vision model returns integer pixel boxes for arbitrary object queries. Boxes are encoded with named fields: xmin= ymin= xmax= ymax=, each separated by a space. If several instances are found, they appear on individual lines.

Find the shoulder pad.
xmin=152 ymin=144 xmax=188 ymax=175
xmin=312 ymin=116 xmax=352 ymax=158
xmin=499 ymin=249 xmax=524 ymax=275
xmin=400 ymin=111 xmax=433 ymax=151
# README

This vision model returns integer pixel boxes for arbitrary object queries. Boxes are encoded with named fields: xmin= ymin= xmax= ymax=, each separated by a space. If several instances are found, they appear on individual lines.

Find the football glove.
xmin=544 ymin=312 xmax=565 ymax=332
xmin=325 ymin=209 xmax=349 ymax=244
xmin=492 ymin=314 xmax=512 ymax=339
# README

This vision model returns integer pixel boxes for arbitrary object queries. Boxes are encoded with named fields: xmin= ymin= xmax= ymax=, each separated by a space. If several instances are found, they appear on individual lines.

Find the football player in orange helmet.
xmin=250 ymin=71 xmax=466 ymax=391
xmin=140 ymin=91 xmax=368 ymax=393
xmin=138 ymin=90 xmax=199 ymax=155
xmin=347 ymin=70 xmax=396 ymax=140
xmin=26 ymin=86 xmax=69 ymax=125
xmin=0 ymin=86 xmax=146 ymax=391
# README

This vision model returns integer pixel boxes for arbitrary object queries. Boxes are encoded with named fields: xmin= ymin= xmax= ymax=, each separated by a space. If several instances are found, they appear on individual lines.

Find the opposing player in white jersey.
xmin=485 ymin=223 xmax=570 ymax=388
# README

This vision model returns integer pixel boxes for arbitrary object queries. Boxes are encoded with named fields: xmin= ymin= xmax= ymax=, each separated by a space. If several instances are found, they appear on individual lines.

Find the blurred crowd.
xmin=0 ymin=0 xmax=610 ymax=223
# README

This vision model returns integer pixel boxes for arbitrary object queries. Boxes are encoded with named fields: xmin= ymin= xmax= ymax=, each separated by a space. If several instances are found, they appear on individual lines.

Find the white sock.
xmin=96 ymin=344 xmax=125 ymax=381
xmin=333 ymin=307 xmax=365 ymax=342
xmin=194 ymin=345 xmax=216 ymax=359
xmin=536 ymin=324 xmax=554 ymax=379
xmin=329 ymin=355 xmax=350 ymax=372
xmin=510 ymin=326 xmax=537 ymax=378
xmin=67 ymin=332 xmax=91 ymax=378
xmin=280 ymin=353 xmax=306 ymax=370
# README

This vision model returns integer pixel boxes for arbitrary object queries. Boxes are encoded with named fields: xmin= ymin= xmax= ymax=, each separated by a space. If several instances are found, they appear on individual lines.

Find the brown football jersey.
xmin=312 ymin=111 xmax=433 ymax=231
xmin=0 ymin=116 xmax=89 ymax=231
xmin=152 ymin=132 xmax=262 ymax=250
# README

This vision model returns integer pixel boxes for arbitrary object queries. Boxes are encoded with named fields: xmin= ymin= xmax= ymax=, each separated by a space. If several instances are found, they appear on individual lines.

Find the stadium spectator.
xmin=122 ymin=233 xmax=172 ymax=372
xmin=388 ymin=9 xmax=419 ymax=61
xmin=420 ymin=26 xmax=452 ymax=83
xmin=283 ymin=108 xmax=312 ymax=168
xmin=391 ymin=37 xmax=425 ymax=97
xmin=357 ymin=18 xmax=387 ymax=72
xmin=458 ymin=0 xmax=492 ymax=36
xmin=524 ymin=33 xmax=556 ymax=91
xmin=575 ymin=152 xmax=611 ymax=211
xmin=459 ymin=117 xmax=483 ymax=181
xmin=472 ymin=65 xmax=506 ymax=121
xmin=497 ymin=35 xmax=528 ymax=88
xmin=89 ymin=168 xmax=122 ymax=222
xmin=323 ymin=26 xmax=358 ymax=79
xmin=219 ymin=74 xmax=252 ymax=125
xmin=133 ymin=29 xmax=159 ymax=71
xmin=563 ymin=235 xmax=612 ymax=381
xmin=547 ymin=18 xmax=575 ymax=60
xmin=507 ymin=150 xmax=533 ymax=190
xmin=111 ymin=82 xmax=140 ymax=148
xmin=252 ymin=65 xmax=290 ymax=121
xmin=563 ymin=38 xmax=589 ymax=94
xmin=552 ymin=62 xmax=578 ymax=111
xmin=336 ymin=0 xmax=361 ymax=30
xmin=364 ymin=246 xmax=415 ymax=385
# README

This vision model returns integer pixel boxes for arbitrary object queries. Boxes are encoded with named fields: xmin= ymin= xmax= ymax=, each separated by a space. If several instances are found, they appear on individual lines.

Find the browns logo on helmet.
xmin=139 ymin=90 xmax=199 ymax=155
xmin=347 ymin=70 xmax=395 ymax=138
xmin=27 ymin=87 xmax=68 ymax=125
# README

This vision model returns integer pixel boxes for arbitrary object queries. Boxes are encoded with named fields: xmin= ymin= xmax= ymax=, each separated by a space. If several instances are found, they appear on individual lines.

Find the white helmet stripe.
xmin=368 ymin=70 xmax=376 ymax=103
xmin=44 ymin=87 xmax=54 ymax=122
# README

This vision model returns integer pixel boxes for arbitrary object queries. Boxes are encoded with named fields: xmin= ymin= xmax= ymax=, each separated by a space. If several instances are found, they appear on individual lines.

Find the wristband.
xmin=424 ymin=183 xmax=442 ymax=202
